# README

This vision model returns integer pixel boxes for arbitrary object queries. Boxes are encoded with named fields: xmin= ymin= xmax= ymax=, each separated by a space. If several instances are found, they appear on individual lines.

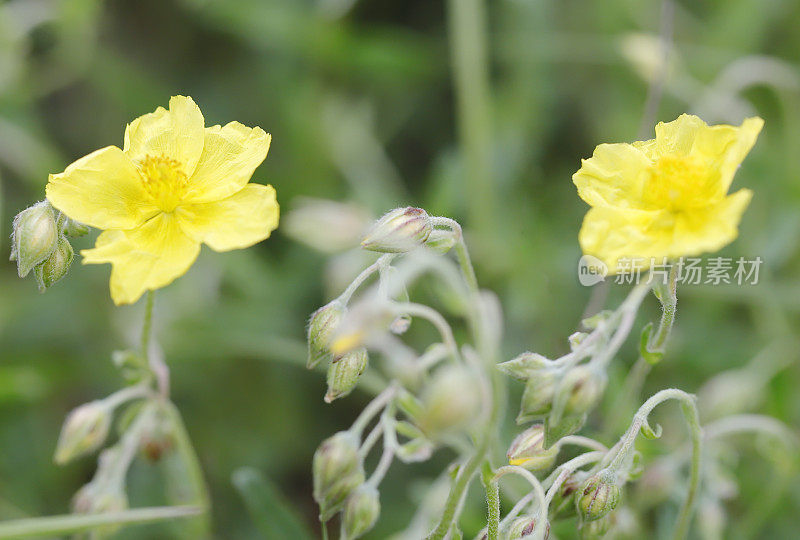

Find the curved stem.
xmin=392 ymin=302 xmax=462 ymax=363
xmin=543 ymin=451 xmax=605 ymax=508
xmin=351 ymin=384 xmax=398 ymax=437
xmin=605 ymin=389 xmax=701 ymax=540
xmin=557 ymin=436 xmax=608 ymax=453
xmin=338 ymin=254 xmax=396 ymax=305
xmin=430 ymin=217 xmax=478 ymax=294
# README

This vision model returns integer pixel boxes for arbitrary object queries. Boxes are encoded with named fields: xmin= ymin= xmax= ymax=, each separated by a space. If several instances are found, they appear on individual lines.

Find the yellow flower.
xmin=574 ymin=114 xmax=762 ymax=273
xmin=46 ymin=96 xmax=279 ymax=304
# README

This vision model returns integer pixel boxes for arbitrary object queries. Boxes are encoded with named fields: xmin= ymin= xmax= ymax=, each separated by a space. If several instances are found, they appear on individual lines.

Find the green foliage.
xmin=0 ymin=0 xmax=799 ymax=538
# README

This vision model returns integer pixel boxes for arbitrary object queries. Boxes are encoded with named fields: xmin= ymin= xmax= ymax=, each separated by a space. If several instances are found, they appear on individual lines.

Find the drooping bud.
xmin=308 ymin=301 xmax=347 ymax=369
xmin=561 ymin=367 xmax=606 ymax=417
xmin=577 ymin=473 xmax=620 ymax=522
xmin=33 ymin=235 xmax=73 ymax=292
xmin=517 ymin=371 xmax=558 ymax=423
xmin=313 ymin=431 xmax=365 ymax=521
xmin=55 ymin=400 xmax=112 ymax=464
xmin=341 ymin=485 xmax=380 ymax=539
xmin=11 ymin=201 xmax=58 ymax=277
xmin=418 ymin=366 xmax=482 ymax=438
xmin=325 ymin=348 xmax=369 ymax=402
xmin=62 ymin=217 xmax=89 ymax=237
xmin=360 ymin=207 xmax=432 ymax=253
xmin=507 ymin=424 xmax=559 ymax=470
xmin=502 ymin=515 xmax=550 ymax=539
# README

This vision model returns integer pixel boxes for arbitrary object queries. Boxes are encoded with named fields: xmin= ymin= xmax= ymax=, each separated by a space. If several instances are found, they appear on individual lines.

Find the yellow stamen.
xmin=138 ymin=155 xmax=188 ymax=212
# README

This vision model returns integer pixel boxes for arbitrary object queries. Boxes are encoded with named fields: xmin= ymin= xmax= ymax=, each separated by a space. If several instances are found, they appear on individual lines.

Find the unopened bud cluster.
xmin=307 ymin=301 xmax=371 ymax=401
xmin=499 ymin=352 xmax=606 ymax=432
xmin=10 ymin=201 xmax=85 ymax=292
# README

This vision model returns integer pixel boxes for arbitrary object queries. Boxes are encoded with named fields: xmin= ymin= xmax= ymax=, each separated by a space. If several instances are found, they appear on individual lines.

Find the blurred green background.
xmin=0 ymin=0 xmax=799 ymax=538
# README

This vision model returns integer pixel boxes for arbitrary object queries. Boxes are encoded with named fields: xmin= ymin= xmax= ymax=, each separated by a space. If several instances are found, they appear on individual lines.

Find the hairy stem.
xmin=481 ymin=462 xmax=500 ymax=540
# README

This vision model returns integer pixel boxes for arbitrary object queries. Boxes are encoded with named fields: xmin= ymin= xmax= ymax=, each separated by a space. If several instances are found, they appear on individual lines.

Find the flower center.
xmin=643 ymin=154 xmax=717 ymax=212
xmin=138 ymin=155 xmax=188 ymax=212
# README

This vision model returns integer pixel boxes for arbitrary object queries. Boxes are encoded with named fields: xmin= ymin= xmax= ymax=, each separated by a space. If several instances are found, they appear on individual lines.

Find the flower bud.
xmin=73 ymin=482 xmax=128 ymax=538
xmin=62 ymin=217 xmax=89 ymax=237
xmin=577 ymin=473 xmax=620 ymax=522
xmin=360 ymin=207 xmax=432 ymax=253
xmin=561 ymin=367 xmax=605 ymax=417
xmin=502 ymin=516 xmax=550 ymax=539
xmin=325 ymin=347 xmax=369 ymax=402
xmin=507 ymin=424 xmax=559 ymax=471
xmin=308 ymin=301 xmax=346 ymax=369
xmin=55 ymin=401 xmax=112 ymax=464
xmin=12 ymin=201 xmax=58 ymax=277
xmin=498 ymin=352 xmax=552 ymax=382
xmin=313 ymin=431 xmax=365 ymax=520
xmin=418 ymin=366 xmax=482 ymax=438
xmin=341 ymin=485 xmax=380 ymax=539
xmin=425 ymin=229 xmax=456 ymax=254
xmin=517 ymin=371 xmax=558 ymax=423
xmin=33 ymin=235 xmax=73 ymax=292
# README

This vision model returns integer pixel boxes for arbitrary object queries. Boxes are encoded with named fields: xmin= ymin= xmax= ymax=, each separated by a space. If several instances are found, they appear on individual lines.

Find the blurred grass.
xmin=0 ymin=0 xmax=799 ymax=538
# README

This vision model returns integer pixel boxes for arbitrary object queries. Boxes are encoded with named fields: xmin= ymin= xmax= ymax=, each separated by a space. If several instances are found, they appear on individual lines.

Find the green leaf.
xmin=232 ymin=468 xmax=313 ymax=540
xmin=544 ymin=414 xmax=586 ymax=449
xmin=639 ymin=322 xmax=663 ymax=365
xmin=0 ymin=506 xmax=202 ymax=539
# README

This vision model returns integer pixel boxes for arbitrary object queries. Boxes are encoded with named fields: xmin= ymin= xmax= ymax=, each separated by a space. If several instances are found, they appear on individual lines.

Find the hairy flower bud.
xmin=55 ymin=401 xmax=112 ymax=464
xmin=308 ymin=301 xmax=346 ymax=369
xmin=498 ymin=352 xmax=552 ymax=382
xmin=33 ymin=235 xmax=73 ymax=292
xmin=418 ymin=366 xmax=482 ymax=438
xmin=502 ymin=516 xmax=550 ymax=539
xmin=561 ymin=367 xmax=606 ymax=417
xmin=325 ymin=348 xmax=369 ymax=402
xmin=517 ymin=371 xmax=558 ymax=423
xmin=361 ymin=207 xmax=432 ymax=253
xmin=507 ymin=424 xmax=559 ymax=470
xmin=341 ymin=485 xmax=380 ymax=539
xmin=12 ymin=201 xmax=58 ymax=277
xmin=313 ymin=431 xmax=365 ymax=520
xmin=577 ymin=473 xmax=620 ymax=522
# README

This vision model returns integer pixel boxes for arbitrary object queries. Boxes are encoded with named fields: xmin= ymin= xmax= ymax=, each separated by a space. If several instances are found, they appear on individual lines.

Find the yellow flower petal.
xmin=573 ymin=143 xmax=651 ymax=209
xmin=695 ymin=117 xmax=763 ymax=193
xmin=653 ymin=113 xmax=708 ymax=156
xmin=123 ymin=95 xmax=205 ymax=177
xmin=82 ymin=214 xmax=200 ymax=305
xmin=182 ymin=122 xmax=271 ymax=204
xmin=671 ymin=189 xmax=752 ymax=257
xmin=46 ymin=146 xmax=157 ymax=230
xmin=578 ymin=206 xmax=667 ymax=273
xmin=177 ymin=183 xmax=279 ymax=252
